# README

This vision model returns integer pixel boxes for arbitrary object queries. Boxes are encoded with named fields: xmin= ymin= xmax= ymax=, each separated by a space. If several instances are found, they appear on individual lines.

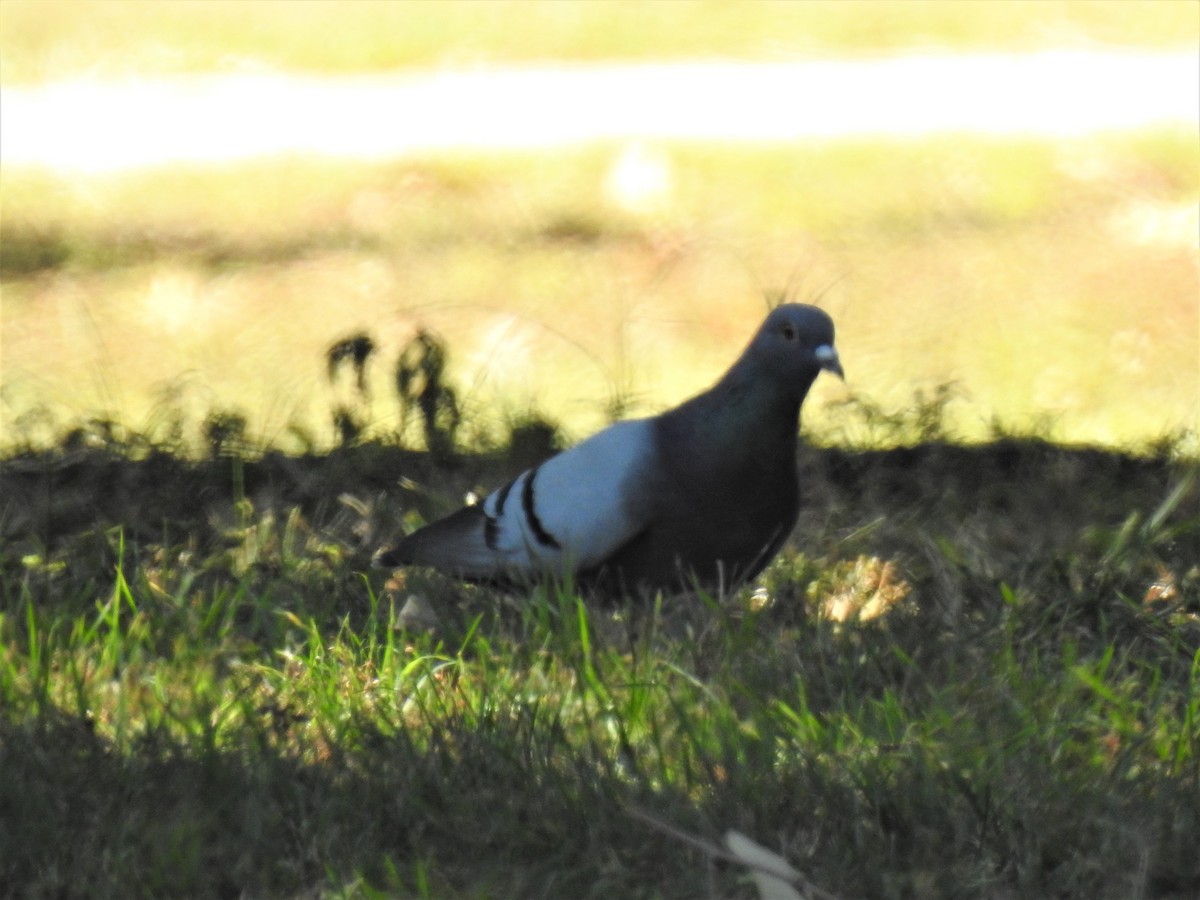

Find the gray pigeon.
xmin=374 ymin=304 xmax=843 ymax=596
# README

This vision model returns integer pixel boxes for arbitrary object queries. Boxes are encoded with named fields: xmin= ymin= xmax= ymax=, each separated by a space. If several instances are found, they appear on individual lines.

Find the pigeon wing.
xmin=379 ymin=418 xmax=658 ymax=582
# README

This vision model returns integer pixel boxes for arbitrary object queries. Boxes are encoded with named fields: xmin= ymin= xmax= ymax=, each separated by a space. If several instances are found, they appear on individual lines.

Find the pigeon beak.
xmin=815 ymin=344 xmax=844 ymax=380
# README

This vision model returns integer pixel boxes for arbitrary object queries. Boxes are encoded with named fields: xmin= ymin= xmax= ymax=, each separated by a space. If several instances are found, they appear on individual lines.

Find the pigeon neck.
xmin=719 ymin=350 xmax=818 ymax=412
xmin=667 ymin=355 xmax=815 ymax=458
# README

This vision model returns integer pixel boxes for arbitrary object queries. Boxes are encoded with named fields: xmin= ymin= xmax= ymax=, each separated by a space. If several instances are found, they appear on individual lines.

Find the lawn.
xmin=3 ymin=2 xmax=1198 ymax=453
xmin=2 ymin=2 xmax=1198 ymax=897
xmin=3 ymin=132 xmax=1197 ymax=454
xmin=2 ymin=434 xmax=1197 ymax=898
xmin=2 ymin=0 xmax=1196 ymax=84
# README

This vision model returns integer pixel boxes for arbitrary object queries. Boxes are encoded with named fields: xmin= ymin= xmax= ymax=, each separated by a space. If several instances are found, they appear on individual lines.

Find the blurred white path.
xmin=2 ymin=49 xmax=1197 ymax=173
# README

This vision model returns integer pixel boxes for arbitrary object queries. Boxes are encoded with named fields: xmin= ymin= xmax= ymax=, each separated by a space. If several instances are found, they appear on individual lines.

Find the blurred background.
xmin=1 ymin=0 xmax=1197 ymax=454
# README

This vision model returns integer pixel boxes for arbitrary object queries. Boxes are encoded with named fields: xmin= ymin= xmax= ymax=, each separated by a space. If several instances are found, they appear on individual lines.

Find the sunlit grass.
xmin=3 ymin=132 xmax=1196 ymax=452
xmin=2 ymin=0 xmax=1196 ymax=85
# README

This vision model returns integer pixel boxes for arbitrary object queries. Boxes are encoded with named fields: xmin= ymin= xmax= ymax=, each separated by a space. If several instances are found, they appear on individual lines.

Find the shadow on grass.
xmin=2 ymin=435 xmax=1193 ymax=623
xmin=1 ymin=435 xmax=1198 ymax=898
xmin=0 ymin=702 xmax=713 ymax=899
xmin=0 ymin=222 xmax=387 ymax=277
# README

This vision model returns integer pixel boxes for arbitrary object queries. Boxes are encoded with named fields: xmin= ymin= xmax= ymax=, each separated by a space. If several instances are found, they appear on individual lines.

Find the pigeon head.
xmin=743 ymin=303 xmax=844 ymax=387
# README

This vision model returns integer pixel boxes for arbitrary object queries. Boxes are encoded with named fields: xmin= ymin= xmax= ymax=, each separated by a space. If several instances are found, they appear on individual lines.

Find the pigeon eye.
xmin=781 ymin=324 xmax=798 ymax=341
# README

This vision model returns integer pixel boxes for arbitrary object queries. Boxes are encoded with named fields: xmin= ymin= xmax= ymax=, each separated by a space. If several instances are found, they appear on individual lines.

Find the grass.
xmin=3 ymin=1 xmax=1197 ymax=455
xmin=2 ymin=0 xmax=1196 ymax=84
xmin=2 ymin=424 xmax=1198 ymax=898
xmin=2 ymin=5 xmax=1198 ymax=893
xmin=4 ymin=132 xmax=1197 ymax=453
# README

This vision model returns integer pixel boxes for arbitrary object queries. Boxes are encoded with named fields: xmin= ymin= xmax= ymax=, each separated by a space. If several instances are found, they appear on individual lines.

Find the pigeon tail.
xmin=373 ymin=505 xmax=496 ymax=577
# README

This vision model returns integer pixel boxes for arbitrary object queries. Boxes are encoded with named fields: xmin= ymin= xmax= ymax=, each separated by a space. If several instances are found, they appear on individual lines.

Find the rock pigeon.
xmin=374 ymin=304 xmax=843 ymax=596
